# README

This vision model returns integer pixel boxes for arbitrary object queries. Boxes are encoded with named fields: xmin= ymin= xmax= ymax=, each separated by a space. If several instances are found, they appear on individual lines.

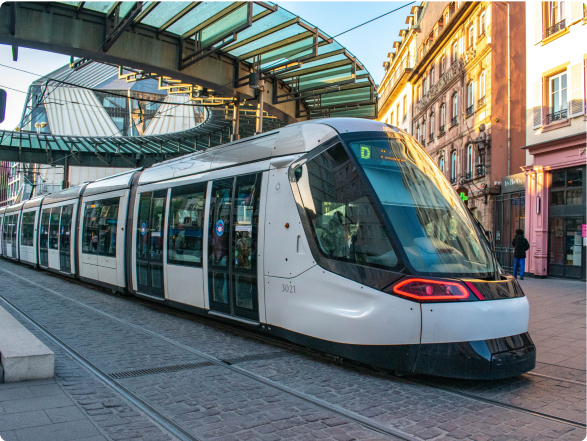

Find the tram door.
xmin=136 ymin=190 xmax=167 ymax=298
xmin=39 ymin=208 xmax=50 ymax=267
xmin=208 ymin=173 xmax=262 ymax=321
xmin=59 ymin=205 xmax=74 ymax=273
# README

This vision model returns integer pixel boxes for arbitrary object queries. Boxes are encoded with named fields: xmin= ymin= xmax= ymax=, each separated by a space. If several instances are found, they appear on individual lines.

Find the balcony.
xmin=451 ymin=116 xmax=457 ymax=126
xmin=478 ymin=96 xmax=486 ymax=107
xmin=547 ymin=109 xmax=568 ymax=124
xmin=547 ymin=19 xmax=566 ymax=37
xmin=466 ymin=105 xmax=474 ymax=116
xmin=476 ymin=164 xmax=485 ymax=177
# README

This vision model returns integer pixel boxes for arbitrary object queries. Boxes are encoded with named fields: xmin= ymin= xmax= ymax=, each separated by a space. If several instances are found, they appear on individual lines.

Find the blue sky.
xmin=0 ymin=1 xmax=411 ymax=131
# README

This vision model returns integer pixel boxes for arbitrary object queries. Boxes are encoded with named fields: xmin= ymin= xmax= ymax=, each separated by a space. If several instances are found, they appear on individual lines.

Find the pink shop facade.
xmin=523 ymin=133 xmax=587 ymax=281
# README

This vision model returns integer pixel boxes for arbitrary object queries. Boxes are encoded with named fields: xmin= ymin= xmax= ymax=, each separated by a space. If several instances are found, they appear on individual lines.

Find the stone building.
xmin=523 ymin=1 xmax=586 ymax=280
xmin=378 ymin=1 xmax=527 ymax=236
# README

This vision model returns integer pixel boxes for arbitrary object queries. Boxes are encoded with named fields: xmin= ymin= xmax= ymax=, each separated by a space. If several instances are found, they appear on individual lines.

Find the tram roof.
xmin=138 ymin=118 xmax=398 ymax=185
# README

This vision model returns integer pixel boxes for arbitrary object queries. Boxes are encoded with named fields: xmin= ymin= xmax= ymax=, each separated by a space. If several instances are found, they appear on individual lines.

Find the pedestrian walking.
xmin=512 ymin=229 xmax=530 ymax=280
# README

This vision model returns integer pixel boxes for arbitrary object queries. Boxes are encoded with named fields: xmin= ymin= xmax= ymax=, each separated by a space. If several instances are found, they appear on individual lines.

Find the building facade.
xmin=523 ymin=1 xmax=586 ymax=280
xmin=378 ymin=1 xmax=526 ymax=237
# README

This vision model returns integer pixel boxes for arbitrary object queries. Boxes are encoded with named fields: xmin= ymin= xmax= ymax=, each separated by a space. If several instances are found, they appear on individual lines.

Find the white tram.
xmin=0 ymin=118 xmax=535 ymax=379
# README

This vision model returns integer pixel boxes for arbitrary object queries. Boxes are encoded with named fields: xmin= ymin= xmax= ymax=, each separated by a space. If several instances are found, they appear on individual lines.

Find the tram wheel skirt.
xmin=269 ymin=326 xmax=535 ymax=380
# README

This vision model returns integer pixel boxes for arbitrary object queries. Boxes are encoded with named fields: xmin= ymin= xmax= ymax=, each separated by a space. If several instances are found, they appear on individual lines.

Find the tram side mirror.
xmin=294 ymin=166 xmax=303 ymax=182
xmin=0 ymin=89 xmax=6 ymax=124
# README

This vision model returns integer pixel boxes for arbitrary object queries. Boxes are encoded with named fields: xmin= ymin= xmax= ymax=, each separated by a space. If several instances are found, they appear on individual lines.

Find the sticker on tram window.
xmin=140 ymin=222 xmax=146 ymax=236
xmin=216 ymin=219 xmax=225 ymax=237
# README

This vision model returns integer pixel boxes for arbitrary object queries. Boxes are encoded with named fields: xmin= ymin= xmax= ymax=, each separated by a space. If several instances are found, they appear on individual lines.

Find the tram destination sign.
xmin=501 ymin=172 xmax=526 ymax=194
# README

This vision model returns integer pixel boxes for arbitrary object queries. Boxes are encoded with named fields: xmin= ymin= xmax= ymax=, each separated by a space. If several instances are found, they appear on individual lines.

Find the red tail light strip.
xmin=464 ymin=281 xmax=485 ymax=300
xmin=392 ymin=278 xmax=471 ymax=301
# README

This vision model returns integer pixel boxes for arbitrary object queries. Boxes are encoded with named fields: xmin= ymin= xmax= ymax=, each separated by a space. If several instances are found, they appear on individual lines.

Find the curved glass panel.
xmin=294 ymin=143 xmax=400 ymax=270
xmin=346 ymin=133 xmax=494 ymax=277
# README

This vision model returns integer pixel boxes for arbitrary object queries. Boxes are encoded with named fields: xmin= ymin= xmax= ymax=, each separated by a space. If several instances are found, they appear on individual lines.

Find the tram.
xmin=0 ymin=118 xmax=535 ymax=379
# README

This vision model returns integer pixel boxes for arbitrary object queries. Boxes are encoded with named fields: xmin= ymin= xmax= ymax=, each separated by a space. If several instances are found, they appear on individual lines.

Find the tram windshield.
xmin=346 ymin=133 xmax=494 ymax=277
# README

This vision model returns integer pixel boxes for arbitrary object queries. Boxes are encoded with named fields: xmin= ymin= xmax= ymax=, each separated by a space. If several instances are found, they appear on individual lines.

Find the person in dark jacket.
xmin=512 ymin=229 xmax=530 ymax=280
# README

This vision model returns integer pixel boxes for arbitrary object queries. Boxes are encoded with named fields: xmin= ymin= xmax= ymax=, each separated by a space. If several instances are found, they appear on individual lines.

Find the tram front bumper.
xmin=412 ymin=332 xmax=536 ymax=380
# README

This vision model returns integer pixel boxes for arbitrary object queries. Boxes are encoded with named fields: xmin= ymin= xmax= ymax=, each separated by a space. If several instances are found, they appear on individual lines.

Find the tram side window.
xmin=83 ymin=203 xmax=100 ymax=253
xmin=294 ymin=143 xmax=400 ymax=270
xmin=49 ymin=208 xmax=61 ymax=250
xmin=21 ymin=212 xmax=36 ymax=247
xmin=82 ymin=198 xmax=120 ymax=256
xmin=167 ymin=183 xmax=206 ymax=267
xmin=39 ymin=209 xmax=50 ymax=250
xmin=98 ymin=198 xmax=119 ymax=257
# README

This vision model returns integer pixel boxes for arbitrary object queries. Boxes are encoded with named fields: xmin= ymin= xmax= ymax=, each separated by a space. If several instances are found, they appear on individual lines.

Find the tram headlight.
xmin=392 ymin=278 xmax=474 ymax=302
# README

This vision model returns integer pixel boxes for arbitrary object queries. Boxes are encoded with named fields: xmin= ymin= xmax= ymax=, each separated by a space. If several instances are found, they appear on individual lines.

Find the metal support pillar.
xmin=231 ymin=93 xmax=240 ymax=142
xmin=62 ymin=156 xmax=69 ymax=189
xmin=255 ymin=88 xmax=264 ymax=135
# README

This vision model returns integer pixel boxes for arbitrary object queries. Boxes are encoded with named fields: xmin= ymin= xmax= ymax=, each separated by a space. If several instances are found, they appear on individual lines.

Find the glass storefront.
xmin=548 ymin=167 xmax=586 ymax=280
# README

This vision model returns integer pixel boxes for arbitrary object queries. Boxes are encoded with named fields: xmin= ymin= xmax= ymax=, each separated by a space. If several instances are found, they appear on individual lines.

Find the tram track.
xmin=1 ymin=265 xmax=585 ymax=436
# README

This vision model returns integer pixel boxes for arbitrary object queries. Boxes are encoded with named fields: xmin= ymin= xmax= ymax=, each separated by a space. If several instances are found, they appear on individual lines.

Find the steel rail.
xmin=1 ymin=264 xmax=585 ymax=432
xmin=0 ymin=267 xmax=414 ymax=441
xmin=0 ymin=294 xmax=200 ymax=441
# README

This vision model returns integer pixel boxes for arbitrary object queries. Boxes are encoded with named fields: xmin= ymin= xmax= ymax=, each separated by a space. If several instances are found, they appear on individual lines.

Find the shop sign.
xmin=501 ymin=173 xmax=526 ymax=194
xmin=582 ymin=224 xmax=586 ymax=238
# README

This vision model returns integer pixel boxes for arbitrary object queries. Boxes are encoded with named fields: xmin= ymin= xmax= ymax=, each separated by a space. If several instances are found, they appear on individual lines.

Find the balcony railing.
xmin=451 ymin=116 xmax=457 ymax=125
xmin=466 ymin=105 xmax=474 ymax=115
xmin=439 ymin=124 xmax=445 ymax=134
xmin=429 ymin=133 xmax=435 ymax=141
xmin=478 ymin=96 xmax=486 ymax=106
xmin=547 ymin=109 xmax=568 ymax=123
xmin=465 ymin=172 xmax=472 ymax=180
xmin=547 ymin=19 xmax=566 ymax=37
xmin=476 ymin=164 xmax=485 ymax=177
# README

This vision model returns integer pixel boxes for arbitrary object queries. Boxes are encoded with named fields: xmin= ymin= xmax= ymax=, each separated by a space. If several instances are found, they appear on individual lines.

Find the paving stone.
xmin=45 ymin=405 xmax=87 ymax=423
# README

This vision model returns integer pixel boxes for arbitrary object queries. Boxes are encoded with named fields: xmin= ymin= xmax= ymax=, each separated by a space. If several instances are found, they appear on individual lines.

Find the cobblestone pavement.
xmin=0 ymin=259 xmax=584 ymax=441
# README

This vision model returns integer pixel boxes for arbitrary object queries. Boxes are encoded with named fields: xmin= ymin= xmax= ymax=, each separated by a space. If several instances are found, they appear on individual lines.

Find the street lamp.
xmin=34 ymin=122 xmax=47 ymax=133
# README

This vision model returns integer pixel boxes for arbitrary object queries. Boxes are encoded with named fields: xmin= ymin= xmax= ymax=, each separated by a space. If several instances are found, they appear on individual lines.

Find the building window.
xmin=467 ymin=82 xmax=474 ymax=114
xmin=396 ymin=103 xmax=400 ymax=125
xmin=402 ymin=95 xmax=407 ymax=120
xmin=466 ymin=144 xmax=474 ymax=179
xmin=452 ymin=41 xmax=458 ymax=63
xmin=550 ymin=1 xmax=566 ymax=27
xmin=420 ymin=48 xmax=423 ymax=60
xmin=451 ymin=151 xmax=458 ymax=184
xmin=440 ymin=103 xmax=446 ymax=132
xmin=479 ymin=71 xmax=486 ymax=98
xmin=480 ymin=11 xmax=486 ymax=34
xmin=390 ymin=111 xmax=394 ymax=126
xmin=452 ymin=92 xmax=458 ymax=124
xmin=549 ymin=72 xmax=568 ymax=122
xmin=417 ymin=124 xmax=421 ymax=142
xmin=445 ymin=12 xmax=449 ymax=24
xmin=430 ymin=67 xmax=435 ymax=86
xmin=430 ymin=113 xmax=435 ymax=140
xmin=440 ymin=55 xmax=446 ymax=75
xmin=423 ymin=76 xmax=427 ymax=95
xmin=468 ymin=25 xmax=474 ymax=47
xmin=422 ymin=118 xmax=426 ymax=142
xmin=439 ymin=156 xmax=445 ymax=173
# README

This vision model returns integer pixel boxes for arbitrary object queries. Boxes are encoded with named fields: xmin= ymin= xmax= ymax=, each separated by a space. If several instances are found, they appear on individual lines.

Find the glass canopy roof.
xmin=56 ymin=1 xmax=377 ymax=120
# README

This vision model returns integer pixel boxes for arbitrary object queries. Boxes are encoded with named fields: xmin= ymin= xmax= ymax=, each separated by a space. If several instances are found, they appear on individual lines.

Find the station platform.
xmin=0 ymin=259 xmax=584 ymax=441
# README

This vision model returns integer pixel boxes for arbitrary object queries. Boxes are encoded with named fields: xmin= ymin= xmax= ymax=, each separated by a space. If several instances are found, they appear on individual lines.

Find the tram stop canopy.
xmin=0 ymin=1 xmax=377 ymax=167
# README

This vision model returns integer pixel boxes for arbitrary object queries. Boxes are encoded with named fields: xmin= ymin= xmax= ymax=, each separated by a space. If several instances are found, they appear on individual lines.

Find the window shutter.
xmin=533 ymin=2 xmax=543 ymax=44
xmin=533 ymin=79 xmax=543 ymax=129
xmin=569 ymin=1 xmax=583 ymax=24
xmin=569 ymin=63 xmax=585 ymax=117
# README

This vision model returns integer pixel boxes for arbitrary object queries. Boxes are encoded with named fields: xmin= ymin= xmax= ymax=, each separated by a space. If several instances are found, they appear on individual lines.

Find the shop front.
xmin=494 ymin=173 xmax=526 ymax=272
xmin=524 ymin=133 xmax=586 ymax=280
